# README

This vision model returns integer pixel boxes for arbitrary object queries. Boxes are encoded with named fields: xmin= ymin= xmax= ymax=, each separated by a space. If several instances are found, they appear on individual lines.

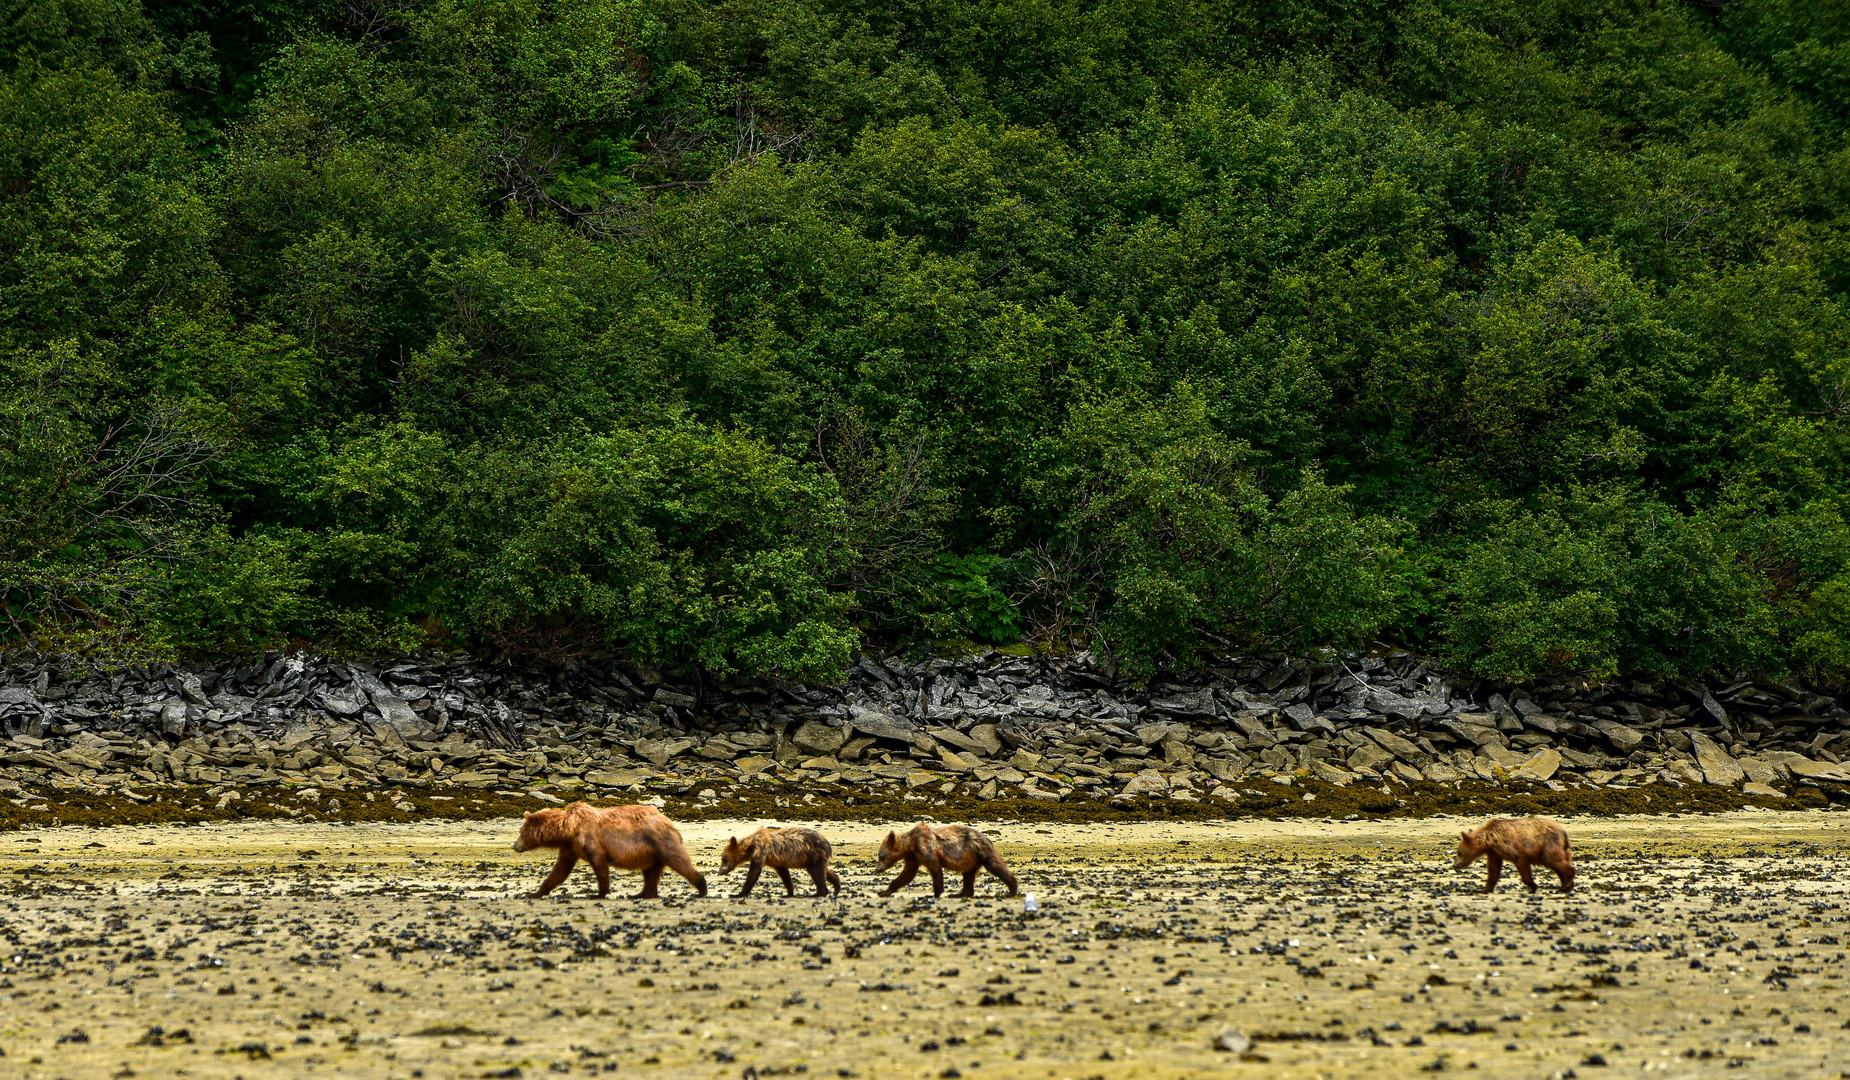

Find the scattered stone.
xmin=1212 ymin=1029 xmax=1251 ymax=1053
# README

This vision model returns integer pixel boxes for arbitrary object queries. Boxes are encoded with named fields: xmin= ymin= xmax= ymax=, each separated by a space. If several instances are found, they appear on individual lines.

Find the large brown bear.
xmin=513 ymin=802 xmax=706 ymax=900
xmin=718 ymin=826 xmax=841 ymax=898
xmin=1455 ymin=816 xmax=1574 ymax=893
xmin=877 ymin=823 xmax=1018 ymax=898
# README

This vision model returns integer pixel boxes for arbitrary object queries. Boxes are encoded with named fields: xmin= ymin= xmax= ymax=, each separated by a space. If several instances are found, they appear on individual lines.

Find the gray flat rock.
xmin=1690 ymin=732 xmax=1744 ymax=787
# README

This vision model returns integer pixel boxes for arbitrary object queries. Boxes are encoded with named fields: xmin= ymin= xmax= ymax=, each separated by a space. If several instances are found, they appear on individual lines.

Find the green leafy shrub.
xmin=1445 ymin=490 xmax=1780 ymax=680
xmin=431 ymin=425 xmax=855 ymax=680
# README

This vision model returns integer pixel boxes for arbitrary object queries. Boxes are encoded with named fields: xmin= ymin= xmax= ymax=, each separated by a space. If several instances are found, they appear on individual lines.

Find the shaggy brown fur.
xmin=877 ymin=823 xmax=1018 ymax=898
xmin=1455 ymin=816 xmax=1574 ymax=893
xmin=718 ymin=827 xmax=841 ymax=898
xmin=513 ymin=803 xmax=707 ymax=900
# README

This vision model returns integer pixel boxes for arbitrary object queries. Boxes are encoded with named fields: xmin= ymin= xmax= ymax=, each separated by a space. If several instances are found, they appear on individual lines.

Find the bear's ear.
xmin=524 ymin=810 xmax=534 ymax=819
xmin=1460 ymin=830 xmax=1470 ymax=840
xmin=885 ymin=830 xmax=898 ymax=844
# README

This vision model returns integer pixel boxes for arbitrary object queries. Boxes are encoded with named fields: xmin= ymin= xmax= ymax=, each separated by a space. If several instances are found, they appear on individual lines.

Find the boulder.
xmin=1510 ymin=748 xmax=1562 ymax=782
xmin=1480 ymin=743 xmax=1529 ymax=770
xmin=937 ymin=747 xmax=983 ymax=773
xmin=634 ymin=737 xmax=697 ymax=767
xmin=1737 ymin=756 xmax=1782 ymax=787
xmin=1197 ymin=755 xmax=1244 ymax=782
xmin=585 ymin=767 xmax=653 ymax=786
xmin=1310 ymin=760 xmax=1355 ymax=786
xmin=849 ymin=707 xmax=925 ymax=746
xmin=1147 ymin=690 xmax=1216 ymax=718
xmin=1367 ymin=689 xmax=1427 ymax=720
xmin=791 ymin=721 xmax=847 ymax=757
xmin=1588 ymin=719 xmax=1645 ymax=753
xmin=653 ymin=687 xmax=698 ymax=710
xmin=1228 ymin=714 xmax=1277 ymax=747
xmin=1364 ymin=726 xmax=1427 ymax=766
xmin=1120 ymin=770 xmax=1169 ymax=797
xmin=370 ymin=692 xmax=433 ymax=739
xmin=1786 ymin=757 xmax=1850 ymax=782
xmin=1689 ymin=732 xmax=1744 ymax=787
xmin=1439 ymin=719 xmax=1502 ymax=747
xmin=1135 ymin=721 xmax=1188 ymax=746
xmin=1347 ymin=743 xmax=1395 ymax=774
xmin=1161 ymin=739 xmax=1196 ymax=767
xmin=1282 ymin=703 xmax=1336 ymax=734
xmin=315 ymin=689 xmax=367 ymax=717
xmin=1742 ymin=781 xmax=1786 ymax=798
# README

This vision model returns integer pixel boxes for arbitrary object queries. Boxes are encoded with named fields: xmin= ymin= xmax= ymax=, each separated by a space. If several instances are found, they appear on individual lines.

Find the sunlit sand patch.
xmin=0 ymin=812 xmax=1844 ymax=1079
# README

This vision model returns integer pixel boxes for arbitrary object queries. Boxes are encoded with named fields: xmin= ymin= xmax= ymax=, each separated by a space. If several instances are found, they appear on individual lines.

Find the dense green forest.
xmin=5 ymin=0 xmax=1850 ymax=681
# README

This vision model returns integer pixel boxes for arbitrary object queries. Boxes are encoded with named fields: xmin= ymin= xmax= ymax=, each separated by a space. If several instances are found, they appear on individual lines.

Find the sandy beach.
xmin=1 ymin=810 xmax=1845 ymax=1079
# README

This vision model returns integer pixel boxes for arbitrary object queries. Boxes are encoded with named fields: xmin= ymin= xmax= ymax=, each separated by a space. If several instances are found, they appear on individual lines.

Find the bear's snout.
xmin=512 ymin=839 xmax=528 ymax=853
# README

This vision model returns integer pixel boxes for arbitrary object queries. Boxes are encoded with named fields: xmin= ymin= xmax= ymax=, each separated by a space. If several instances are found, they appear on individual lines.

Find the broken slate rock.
xmin=1588 ymin=718 xmax=1645 ymax=753
xmin=1147 ymin=690 xmax=1217 ymax=718
xmin=653 ymin=687 xmax=698 ymax=709
xmin=1366 ymin=689 xmax=1427 ymax=720
xmin=634 ymin=737 xmax=697 ymax=767
xmin=315 ymin=689 xmax=367 ymax=717
xmin=1119 ymin=770 xmax=1169 ymax=796
xmin=791 ymin=721 xmax=847 ymax=757
xmin=1364 ymin=726 xmax=1427 ymax=766
xmin=1510 ymin=748 xmax=1562 ymax=782
xmin=848 ymin=707 xmax=925 ymax=747
xmin=1689 ymin=731 xmax=1744 ymax=787
xmin=1282 ymin=703 xmax=1336 ymax=734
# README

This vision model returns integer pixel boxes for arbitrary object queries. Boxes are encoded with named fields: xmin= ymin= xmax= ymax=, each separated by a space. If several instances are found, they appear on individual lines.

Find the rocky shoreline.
xmin=3 ymin=649 xmax=1849 ymax=816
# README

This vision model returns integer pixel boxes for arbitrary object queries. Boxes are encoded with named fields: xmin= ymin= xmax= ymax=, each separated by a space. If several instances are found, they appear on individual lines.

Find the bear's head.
xmin=1454 ymin=829 xmax=1486 ymax=869
xmin=876 ymin=829 xmax=908 ymax=870
xmin=514 ymin=808 xmax=566 ymax=852
xmin=718 ymin=836 xmax=748 ymax=874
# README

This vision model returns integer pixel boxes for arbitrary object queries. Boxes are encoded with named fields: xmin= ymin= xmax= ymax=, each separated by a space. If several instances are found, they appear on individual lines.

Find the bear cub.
xmin=1455 ymin=816 xmax=1574 ymax=893
xmin=877 ymin=823 xmax=1018 ymax=898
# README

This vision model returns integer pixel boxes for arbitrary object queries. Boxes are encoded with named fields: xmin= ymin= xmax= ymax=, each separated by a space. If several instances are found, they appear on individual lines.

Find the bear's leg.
xmin=959 ymin=870 xmax=978 ymax=898
xmin=883 ymin=857 xmax=919 ymax=896
xmin=533 ymin=850 xmax=578 ymax=898
xmin=806 ymin=859 xmax=830 ymax=898
xmin=590 ymin=853 xmax=613 ymax=898
xmin=928 ymin=863 xmax=946 ymax=897
xmin=1516 ymin=859 xmax=1538 ymax=892
xmin=1554 ymin=859 xmax=1575 ymax=893
xmin=985 ymin=856 xmax=1020 ymax=896
xmin=776 ymin=867 xmax=797 ymax=896
xmin=633 ymin=861 xmax=665 ymax=900
xmin=1483 ymin=854 xmax=1503 ymax=893
xmin=737 ymin=859 xmax=764 ymax=899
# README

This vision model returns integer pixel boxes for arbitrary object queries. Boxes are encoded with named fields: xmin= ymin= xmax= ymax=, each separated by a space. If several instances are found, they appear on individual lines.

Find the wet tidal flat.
xmin=0 ymin=814 xmax=1846 ymax=1079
